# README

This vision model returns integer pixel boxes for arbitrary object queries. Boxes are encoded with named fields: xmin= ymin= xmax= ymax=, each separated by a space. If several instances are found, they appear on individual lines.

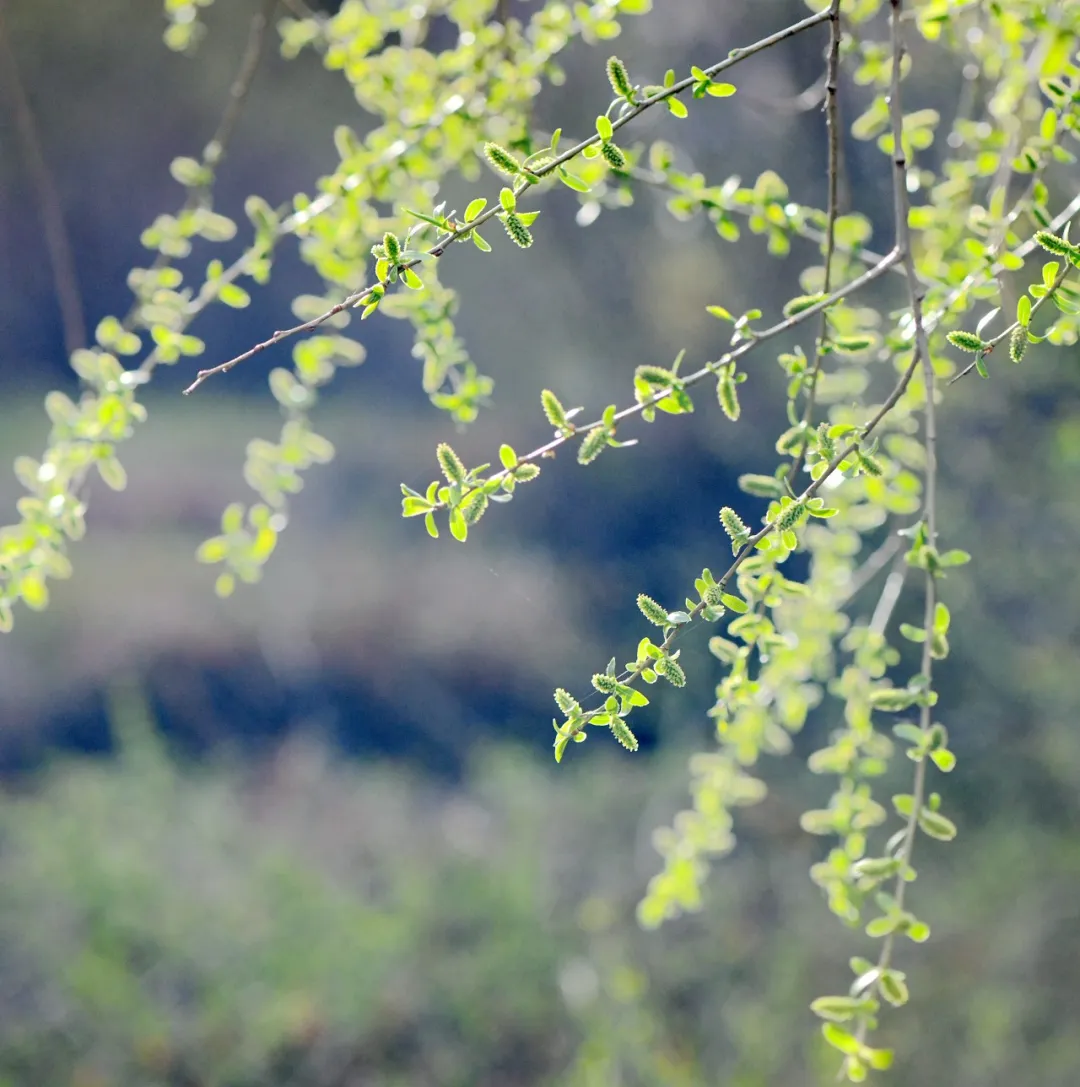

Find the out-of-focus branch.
xmin=0 ymin=0 xmax=85 ymax=355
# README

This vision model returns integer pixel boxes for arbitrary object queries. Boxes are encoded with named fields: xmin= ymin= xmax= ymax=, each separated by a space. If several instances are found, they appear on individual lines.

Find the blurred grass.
xmin=1 ymin=683 xmax=1079 ymax=1087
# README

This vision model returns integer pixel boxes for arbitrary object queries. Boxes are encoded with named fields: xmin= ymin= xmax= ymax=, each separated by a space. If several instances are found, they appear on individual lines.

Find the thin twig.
xmin=563 ymin=334 xmax=923 ymax=732
xmin=121 ymin=0 xmax=278 ymax=352
xmin=868 ymin=552 xmax=908 ymax=637
xmin=424 ymin=252 xmax=900 ymax=507
xmin=184 ymin=5 xmax=834 ymax=393
xmin=204 ymin=0 xmax=278 ymax=168
xmin=627 ymin=163 xmax=899 ymax=275
xmin=787 ymin=0 xmax=843 ymax=487
xmin=947 ymin=249 xmax=1073 ymax=385
xmin=0 ymin=0 xmax=85 ymax=355
xmin=842 ymin=532 xmax=903 ymax=609
xmin=851 ymin=1 xmax=937 ymax=1061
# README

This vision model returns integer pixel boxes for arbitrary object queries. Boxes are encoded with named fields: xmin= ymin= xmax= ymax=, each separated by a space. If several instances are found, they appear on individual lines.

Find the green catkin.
xmin=1033 ymin=230 xmax=1078 ymax=259
xmin=483 ymin=141 xmax=520 ymax=176
xmin=554 ymin=687 xmax=580 ymax=715
xmin=717 ymin=374 xmax=740 ymax=420
xmin=512 ymin=463 xmax=540 ymax=482
xmin=541 ymin=388 xmax=569 ymax=429
xmin=637 ymin=365 xmax=676 ymax=387
xmin=436 ymin=442 xmax=466 ymax=485
xmin=610 ymin=717 xmax=639 ymax=751
xmin=657 ymin=655 xmax=686 ymax=687
xmin=600 ymin=141 xmax=626 ymax=170
xmin=946 ymin=330 xmax=987 ymax=353
xmin=637 ymin=593 xmax=670 ymax=626
xmin=719 ymin=506 xmax=748 ymax=541
xmin=578 ymin=426 xmax=608 ymax=464
xmin=1009 ymin=324 xmax=1027 ymax=363
xmin=502 ymin=211 xmax=533 ymax=248
xmin=606 ymin=55 xmax=634 ymax=100
xmin=775 ymin=500 xmax=806 ymax=531
xmin=460 ymin=489 xmax=488 ymax=524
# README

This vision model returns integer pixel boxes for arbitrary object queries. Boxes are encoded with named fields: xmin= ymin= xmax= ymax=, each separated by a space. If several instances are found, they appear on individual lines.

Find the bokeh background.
xmin=2 ymin=0 xmax=1080 ymax=1084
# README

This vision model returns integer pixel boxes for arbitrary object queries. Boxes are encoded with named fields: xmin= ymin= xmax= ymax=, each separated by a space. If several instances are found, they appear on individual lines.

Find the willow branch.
xmin=842 ymin=532 xmax=903 ymax=609
xmin=787 ymin=0 xmax=843 ymax=486
xmin=853 ymin=1 xmax=937 ymax=1057
xmin=184 ymin=5 xmax=834 ymax=393
xmin=204 ymin=0 xmax=278 ymax=168
xmin=424 ymin=252 xmax=899 ymax=509
xmin=0 ymin=0 xmax=85 ymax=354
xmin=947 ymin=248 xmax=1074 ymax=384
xmin=120 ymin=0 xmax=276 ymax=344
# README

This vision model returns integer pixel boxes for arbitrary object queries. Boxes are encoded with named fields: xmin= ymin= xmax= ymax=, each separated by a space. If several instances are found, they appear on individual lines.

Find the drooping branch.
xmin=847 ymin=0 xmax=939 ymax=1067
xmin=419 ymin=252 xmax=899 ymax=511
xmin=0 ymin=0 xmax=85 ymax=355
xmin=787 ymin=0 xmax=843 ymax=486
xmin=182 ymin=6 xmax=835 ymax=393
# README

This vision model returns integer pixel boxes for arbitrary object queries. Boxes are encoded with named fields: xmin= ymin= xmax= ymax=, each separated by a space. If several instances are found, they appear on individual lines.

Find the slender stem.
xmin=948 ymin=253 xmax=1073 ymax=385
xmin=842 ymin=533 xmax=903 ymax=610
xmin=204 ymin=0 xmax=278 ymax=168
xmin=787 ymin=0 xmax=843 ymax=487
xmin=851 ymin=2 xmax=937 ymax=1062
xmin=0 ymin=0 xmax=86 ymax=355
xmin=121 ymin=0 xmax=277 ymax=341
xmin=425 ymin=253 xmax=899 ymax=509
xmin=184 ymin=6 xmax=835 ymax=393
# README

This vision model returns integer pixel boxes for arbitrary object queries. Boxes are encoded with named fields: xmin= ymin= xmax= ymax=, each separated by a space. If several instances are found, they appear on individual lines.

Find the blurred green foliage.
xmin=0 ymin=685 xmax=1078 ymax=1087
xmin=2 ymin=0 xmax=1080 ymax=1081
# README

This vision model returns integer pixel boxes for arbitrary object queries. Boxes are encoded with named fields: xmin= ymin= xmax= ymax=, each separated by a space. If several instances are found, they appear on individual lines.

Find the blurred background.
xmin=1 ymin=0 xmax=1080 ymax=1084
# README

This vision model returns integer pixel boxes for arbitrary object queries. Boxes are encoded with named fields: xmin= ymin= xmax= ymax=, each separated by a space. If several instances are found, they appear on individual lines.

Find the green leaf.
xmin=930 ymin=748 xmax=956 ymax=772
xmin=706 ymin=82 xmax=737 ymax=97
xmin=596 ymin=115 xmax=613 ymax=141
xmin=879 ymin=970 xmax=909 ymax=1007
xmin=738 ymin=473 xmax=786 ymax=498
xmin=464 ymin=197 xmax=487 ymax=221
xmin=810 ymin=996 xmax=865 ymax=1023
xmin=449 ymin=509 xmax=468 ymax=542
xmin=667 ymin=97 xmax=688 ymax=118
xmin=557 ymin=168 xmax=591 ymax=192
xmin=918 ymin=808 xmax=957 ymax=840
xmin=783 ymin=293 xmax=826 ymax=318
xmin=937 ymin=549 xmax=971 ymax=567
xmin=96 ymin=456 xmax=128 ymax=492
xmin=822 ymin=1023 xmax=861 ymax=1055
xmin=554 ymin=733 xmax=570 ymax=763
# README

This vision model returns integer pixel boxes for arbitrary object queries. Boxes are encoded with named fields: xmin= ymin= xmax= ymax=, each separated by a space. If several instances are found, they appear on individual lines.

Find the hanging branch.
xmin=182 ymin=6 xmax=834 ymax=393
xmin=786 ymin=0 xmax=843 ymax=488
xmin=0 ymin=0 xmax=85 ymax=355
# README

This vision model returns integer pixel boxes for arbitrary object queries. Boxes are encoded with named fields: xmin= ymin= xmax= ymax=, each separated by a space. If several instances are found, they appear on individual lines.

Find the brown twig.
xmin=183 ymin=5 xmax=835 ymax=393
xmin=848 ymin=1 xmax=938 ymax=1066
xmin=204 ymin=0 xmax=279 ymax=168
xmin=0 ymin=0 xmax=85 ymax=355
xmin=786 ymin=0 xmax=843 ymax=487
xmin=424 ymin=251 xmax=900 ymax=509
